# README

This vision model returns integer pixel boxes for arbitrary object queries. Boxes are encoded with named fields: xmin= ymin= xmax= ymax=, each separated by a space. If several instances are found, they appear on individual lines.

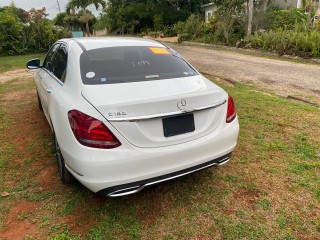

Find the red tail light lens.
xmin=68 ymin=110 xmax=121 ymax=149
xmin=226 ymin=95 xmax=237 ymax=123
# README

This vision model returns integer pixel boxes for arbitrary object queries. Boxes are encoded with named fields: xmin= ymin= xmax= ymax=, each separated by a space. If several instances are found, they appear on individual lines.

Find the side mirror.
xmin=26 ymin=58 xmax=41 ymax=69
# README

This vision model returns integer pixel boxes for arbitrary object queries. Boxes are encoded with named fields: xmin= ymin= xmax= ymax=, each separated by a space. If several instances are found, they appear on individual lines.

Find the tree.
xmin=25 ymin=7 xmax=64 ymax=53
xmin=53 ymin=11 xmax=89 ymax=32
xmin=0 ymin=3 xmax=24 ymax=55
xmin=78 ymin=10 xmax=96 ymax=34
xmin=247 ymin=0 xmax=254 ymax=35
xmin=0 ymin=5 xmax=28 ymax=23
xmin=66 ymin=0 xmax=106 ymax=34
xmin=53 ymin=12 xmax=69 ymax=28
xmin=0 ymin=3 xmax=68 ymax=56
xmin=102 ymin=0 xmax=209 ymax=33
xmin=27 ymin=7 xmax=49 ymax=22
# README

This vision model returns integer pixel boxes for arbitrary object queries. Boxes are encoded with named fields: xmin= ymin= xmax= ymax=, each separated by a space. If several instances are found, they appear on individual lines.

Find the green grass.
xmin=0 ymin=54 xmax=319 ymax=239
xmin=0 ymin=54 xmax=45 ymax=73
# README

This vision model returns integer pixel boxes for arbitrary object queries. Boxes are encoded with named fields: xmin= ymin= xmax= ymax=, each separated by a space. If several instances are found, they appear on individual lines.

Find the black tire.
xmin=37 ymin=91 xmax=43 ymax=111
xmin=54 ymin=134 xmax=74 ymax=183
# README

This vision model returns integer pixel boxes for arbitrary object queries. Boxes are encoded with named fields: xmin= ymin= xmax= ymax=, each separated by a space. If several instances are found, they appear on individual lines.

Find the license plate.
xmin=162 ymin=113 xmax=195 ymax=137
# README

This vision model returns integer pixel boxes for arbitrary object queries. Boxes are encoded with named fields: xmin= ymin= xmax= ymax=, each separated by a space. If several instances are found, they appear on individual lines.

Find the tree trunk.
xmin=316 ymin=7 xmax=320 ymax=28
xmin=306 ymin=9 xmax=311 ymax=29
xmin=263 ymin=0 xmax=268 ymax=13
xmin=85 ymin=21 xmax=90 ymax=36
xmin=222 ymin=25 xmax=229 ymax=45
xmin=247 ymin=0 xmax=254 ymax=36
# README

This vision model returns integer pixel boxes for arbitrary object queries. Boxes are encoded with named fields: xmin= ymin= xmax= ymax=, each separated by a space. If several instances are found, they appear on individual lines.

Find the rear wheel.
xmin=37 ymin=91 xmax=43 ymax=111
xmin=54 ymin=134 xmax=73 ymax=183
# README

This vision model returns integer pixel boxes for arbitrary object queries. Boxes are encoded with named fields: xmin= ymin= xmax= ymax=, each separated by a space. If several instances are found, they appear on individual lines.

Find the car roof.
xmin=59 ymin=37 xmax=165 ymax=51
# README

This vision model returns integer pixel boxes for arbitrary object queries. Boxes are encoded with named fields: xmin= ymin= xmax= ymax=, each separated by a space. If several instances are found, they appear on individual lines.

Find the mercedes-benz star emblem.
xmin=177 ymin=99 xmax=187 ymax=110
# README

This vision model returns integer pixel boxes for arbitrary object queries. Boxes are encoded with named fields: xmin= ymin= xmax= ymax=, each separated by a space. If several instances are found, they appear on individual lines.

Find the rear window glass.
xmin=80 ymin=46 xmax=198 ymax=85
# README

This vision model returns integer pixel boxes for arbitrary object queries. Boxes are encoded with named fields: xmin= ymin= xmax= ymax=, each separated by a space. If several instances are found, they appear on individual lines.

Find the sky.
xmin=0 ymin=0 xmax=101 ymax=19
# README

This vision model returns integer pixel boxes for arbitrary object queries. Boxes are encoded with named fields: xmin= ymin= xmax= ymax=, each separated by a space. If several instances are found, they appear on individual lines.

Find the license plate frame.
xmin=162 ymin=113 xmax=195 ymax=137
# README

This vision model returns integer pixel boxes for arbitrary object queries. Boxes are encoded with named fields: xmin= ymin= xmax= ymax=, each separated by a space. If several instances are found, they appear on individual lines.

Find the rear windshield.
xmin=80 ymin=46 xmax=198 ymax=85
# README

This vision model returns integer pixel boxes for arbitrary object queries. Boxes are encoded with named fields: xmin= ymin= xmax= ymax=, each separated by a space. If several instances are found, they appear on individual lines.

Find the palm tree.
xmin=66 ymin=0 xmax=106 ymax=34
xmin=79 ymin=10 xmax=95 ymax=34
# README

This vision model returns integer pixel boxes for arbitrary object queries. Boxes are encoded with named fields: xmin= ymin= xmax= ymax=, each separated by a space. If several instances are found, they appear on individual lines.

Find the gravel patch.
xmin=169 ymin=43 xmax=320 ymax=106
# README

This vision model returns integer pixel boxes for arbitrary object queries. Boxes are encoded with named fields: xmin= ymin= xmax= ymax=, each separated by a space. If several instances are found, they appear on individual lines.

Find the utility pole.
xmin=56 ymin=0 xmax=61 ymax=13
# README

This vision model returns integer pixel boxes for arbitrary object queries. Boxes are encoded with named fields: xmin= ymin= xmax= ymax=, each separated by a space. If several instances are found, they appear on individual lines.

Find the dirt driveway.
xmin=169 ymin=43 xmax=320 ymax=106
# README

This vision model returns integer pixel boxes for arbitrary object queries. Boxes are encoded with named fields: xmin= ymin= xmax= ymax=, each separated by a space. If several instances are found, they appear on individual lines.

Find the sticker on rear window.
xmin=101 ymin=77 xmax=107 ymax=82
xmin=86 ymin=72 xmax=95 ymax=78
xmin=145 ymin=75 xmax=159 ymax=79
xmin=149 ymin=47 xmax=171 ymax=55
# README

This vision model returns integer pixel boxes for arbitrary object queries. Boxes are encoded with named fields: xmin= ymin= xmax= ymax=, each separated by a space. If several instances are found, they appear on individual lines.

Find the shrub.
xmin=272 ymin=8 xmax=306 ymax=30
xmin=162 ymin=25 xmax=177 ymax=37
xmin=143 ymin=31 xmax=162 ymax=38
xmin=244 ymin=25 xmax=320 ymax=58
xmin=173 ymin=14 xmax=203 ymax=40
xmin=173 ymin=21 xmax=185 ymax=36
xmin=178 ymin=33 xmax=191 ymax=43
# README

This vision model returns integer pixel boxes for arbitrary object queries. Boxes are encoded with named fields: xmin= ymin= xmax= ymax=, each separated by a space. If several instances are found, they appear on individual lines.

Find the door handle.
xmin=46 ymin=87 xmax=52 ymax=93
xmin=39 ymin=75 xmax=43 ymax=79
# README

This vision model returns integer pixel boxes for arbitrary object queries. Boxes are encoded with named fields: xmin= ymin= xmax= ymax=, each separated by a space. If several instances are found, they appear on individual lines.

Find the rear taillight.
xmin=68 ymin=110 xmax=121 ymax=149
xmin=226 ymin=95 xmax=236 ymax=123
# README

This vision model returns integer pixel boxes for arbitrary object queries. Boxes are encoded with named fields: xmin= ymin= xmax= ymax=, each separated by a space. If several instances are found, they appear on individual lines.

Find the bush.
xmin=178 ymin=33 xmax=191 ymax=43
xmin=173 ymin=14 xmax=203 ymax=41
xmin=244 ymin=25 xmax=320 ymax=58
xmin=173 ymin=21 xmax=185 ymax=36
xmin=272 ymin=8 xmax=306 ymax=30
xmin=163 ymin=25 xmax=177 ymax=37
xmin=24 ymin=19 xmax=64 ymax=53
xmin=142 ymin=31 xmax=162 ymax=38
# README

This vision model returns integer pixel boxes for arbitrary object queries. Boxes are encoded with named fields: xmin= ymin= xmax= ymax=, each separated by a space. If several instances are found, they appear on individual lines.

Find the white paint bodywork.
xmin=34 ymin=37 xmax=239 ymax=194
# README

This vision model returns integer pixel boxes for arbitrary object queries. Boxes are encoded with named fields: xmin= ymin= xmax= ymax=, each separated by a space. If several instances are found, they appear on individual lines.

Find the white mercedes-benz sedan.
xmin=27 ymin=37 xmax=239 ymax=197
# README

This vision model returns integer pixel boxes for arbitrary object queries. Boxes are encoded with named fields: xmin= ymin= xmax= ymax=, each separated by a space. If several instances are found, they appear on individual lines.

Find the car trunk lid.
xmin=81 ymin=75 xmax=227 ymax=148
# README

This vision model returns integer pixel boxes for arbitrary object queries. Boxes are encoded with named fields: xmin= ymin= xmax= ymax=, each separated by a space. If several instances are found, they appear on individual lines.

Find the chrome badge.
xmin=108 ymin=112 xmax=127 ymax=117
xmin=177 ymin=99 xmax=187 ymax=110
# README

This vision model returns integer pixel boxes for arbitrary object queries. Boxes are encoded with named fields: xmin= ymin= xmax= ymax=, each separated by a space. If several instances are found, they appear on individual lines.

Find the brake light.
xmin=68 ymin=110 xmax=121 ymax=149
xmin=226 ymin=95 xmax=236 ymax=123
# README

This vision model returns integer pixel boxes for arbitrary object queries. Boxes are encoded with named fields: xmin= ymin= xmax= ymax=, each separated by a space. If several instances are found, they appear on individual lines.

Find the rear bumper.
xmin=97 ymin=153 xmax=232 ymax=197
xmin=62 ymin=116 xmax=239 ymax=194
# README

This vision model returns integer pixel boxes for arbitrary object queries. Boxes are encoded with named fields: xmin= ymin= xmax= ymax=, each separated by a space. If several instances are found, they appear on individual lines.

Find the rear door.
xmin=37 ymin=43 xmax=60 ymax=118
xmin=39 ymin=43 xmax=68 ymax=122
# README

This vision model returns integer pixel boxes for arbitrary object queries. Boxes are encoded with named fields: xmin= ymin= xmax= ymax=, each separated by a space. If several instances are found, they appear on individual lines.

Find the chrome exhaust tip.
xmin=98 ymin=153 xmax=232 ymax=197
xmin=107 ymin=185 xmax=145 ymax=197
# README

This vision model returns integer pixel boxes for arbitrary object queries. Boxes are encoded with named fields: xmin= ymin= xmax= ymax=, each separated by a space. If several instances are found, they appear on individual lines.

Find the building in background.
xmin=202 ymin=2 xmax=217 ymax=23
xmin=201 ymin=0 xmax=320 ymax=23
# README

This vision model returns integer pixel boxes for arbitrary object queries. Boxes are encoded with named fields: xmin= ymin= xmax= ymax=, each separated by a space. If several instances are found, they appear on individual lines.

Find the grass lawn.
xmin=0 ymin=54 xmax=46 ymax=73
xmin=0 ymin=55 xmax=319 ymax=239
